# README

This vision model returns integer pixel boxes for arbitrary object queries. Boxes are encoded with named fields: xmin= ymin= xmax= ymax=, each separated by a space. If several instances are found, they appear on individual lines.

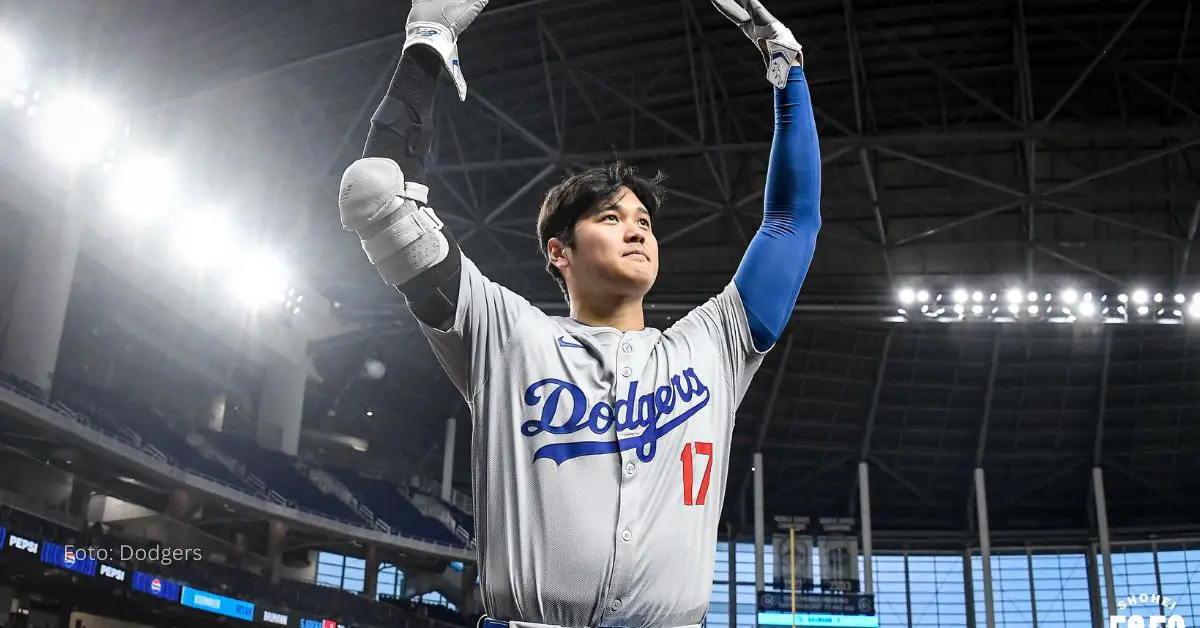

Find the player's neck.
xmin=569 ymin=294 xmax=646 ymax=331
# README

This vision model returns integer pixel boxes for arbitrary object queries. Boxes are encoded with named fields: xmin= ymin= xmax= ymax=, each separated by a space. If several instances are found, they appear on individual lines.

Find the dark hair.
xmin=536 ymin=161 xmax=667 ymax=299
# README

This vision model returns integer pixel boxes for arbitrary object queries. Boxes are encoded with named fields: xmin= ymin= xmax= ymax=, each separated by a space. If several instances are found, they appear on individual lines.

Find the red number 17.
xmin=681 ymin=442 xmax=714 ymax=506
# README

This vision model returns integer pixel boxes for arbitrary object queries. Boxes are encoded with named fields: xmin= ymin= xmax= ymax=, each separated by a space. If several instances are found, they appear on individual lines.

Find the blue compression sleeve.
xmin=733 ymin=66 xmax=822 ymax=351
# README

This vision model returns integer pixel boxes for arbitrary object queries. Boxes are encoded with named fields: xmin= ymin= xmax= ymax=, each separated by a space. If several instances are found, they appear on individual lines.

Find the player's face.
xmin=556 ymin=187 xmax=659 ymax=299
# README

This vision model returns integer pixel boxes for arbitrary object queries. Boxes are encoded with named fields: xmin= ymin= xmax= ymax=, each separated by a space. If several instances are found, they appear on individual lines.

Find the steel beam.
xmin=322 ymin=52 xmax=400 ymax=181
xmin=658 ymin=213 xmax=725 ymax=245
xmin=1042 ymin=0 xmax=1154 ymax=124
xmin=857 ymin=150 xmax=893 ymax=281
xmin=682 ymin=0 xmax=706 ymax=144
xmin=736 ymin=332 xmax=797 ymax=510
xmin=688 ymin=1 xmax=750 ymax=147
xmin=1034 ymin=246 xmax=1125 ymax=286
xmin=753 ymin=452 xmax=765 ymax=592
xmin=1042 ymin=137 xmax=1200 ymax=197
xmin=1104 ymin=459 xmax=1189 ymax=512
xmin=149 ymin=0 xmax=606 ymax=111
xmin=964 ymin=549 xmax=977 ymax=628
xmin=975 ymin=468 xmax=996 ymax=628
xmin=974 ymin=332 xmax=1003 ymax=468
xmin=891 ymin=199 xmax=1026 ymax=247
xmin=443 ymin=116 xmax=482 ymax=215
xmin=539 ymin=19 xmax=614 ymax=146
xmin=470 ymin=91 xmax=558 ymax=157
xmin=1027 ymin=547 xmax=1039 ymax=628
xmin=858 ymin=17 xmax=1021 ymax=127
xmin=537 ymin=19 xmax=562 ymax=149
xmin=770 ymin=454 xmax=854 ymax=500
xmin=842 ymin=0 xmax=894 ymax=280
xmin=875 ymin=147 xmax=1025 ymax=198
xmin=482 ymin=164 xmax=558 ymax=224
xmin=848 ymin=328 xmax=892 ymax=511
xmin=1093 ymin=329 xmax=1113 ymax=467
xmin=991 ymin=458 xmax=1087 ymax=512
xmin=1178 ymin=201 xmax=1200 ymax=288
xmin=574 ymin=69 xmax=702 ymax=149
xmin=858 ymin=329 xmax=893 ymax=462
xmin=866 ymin=454 xmax=953 ymax=516
xmin=1016 ymin=0 xmax=1037 ymax=283
xmin=428 ymin=126 xmax=1200 ymax=173
xmin=1168 ymin=2 xmax=1193 ymax=119
xmin=1039 ymin=199 xmax=1178 ymax=242
xmin=700 ymin=54 xmax=732 ymax=203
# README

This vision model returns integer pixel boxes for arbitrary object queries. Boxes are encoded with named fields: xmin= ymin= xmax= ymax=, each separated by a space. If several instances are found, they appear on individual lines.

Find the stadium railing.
xmin=0 ymin=376 xmax=474 ymax=560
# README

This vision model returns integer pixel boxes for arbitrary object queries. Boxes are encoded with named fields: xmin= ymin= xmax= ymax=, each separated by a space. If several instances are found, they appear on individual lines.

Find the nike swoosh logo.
xmin=557 ymin=336 xmax=584 ymax=349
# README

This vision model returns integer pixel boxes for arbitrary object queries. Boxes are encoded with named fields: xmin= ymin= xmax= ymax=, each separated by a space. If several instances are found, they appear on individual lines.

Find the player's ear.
xmin=546 ymin=237 xmax=569 ymax=270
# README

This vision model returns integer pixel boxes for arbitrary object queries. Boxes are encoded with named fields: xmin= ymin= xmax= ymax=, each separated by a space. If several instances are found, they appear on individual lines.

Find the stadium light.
xmin=109 ymin=153 xmax=175 ymax=221
xmin=175 ymin=210 xmax=234 ymax=269
xmin=0 ymin=31 xmax=313 ymax=327
xmin=893 ymin=281 xmax=1200 ymax=325
xmin=229 ymin=249 xmax=289 ymax=309
xmin=36 ymin=92 xmax=117 ymax=166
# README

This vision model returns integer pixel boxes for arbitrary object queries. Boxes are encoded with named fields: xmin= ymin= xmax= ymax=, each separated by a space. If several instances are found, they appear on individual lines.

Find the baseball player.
xmin=337 ymin=1 xmax=820 ymax=627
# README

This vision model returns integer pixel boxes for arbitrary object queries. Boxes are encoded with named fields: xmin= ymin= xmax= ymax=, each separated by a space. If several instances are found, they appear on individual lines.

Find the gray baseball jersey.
xmin=419 ymin=254 xmax=768 ymax=628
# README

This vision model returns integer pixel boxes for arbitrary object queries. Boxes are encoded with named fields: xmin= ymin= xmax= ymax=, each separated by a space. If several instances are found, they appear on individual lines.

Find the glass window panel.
xmin=1155 ymin=547 xmax=1200 ymax=621
xmin=1030 ymin=552 xmax=1091 ymax=628
xmin=873 ymin=555 xmax=908 ymax=627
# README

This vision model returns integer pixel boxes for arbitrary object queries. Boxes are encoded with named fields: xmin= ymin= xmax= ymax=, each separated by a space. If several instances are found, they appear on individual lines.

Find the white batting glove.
xmin=711 ymin=0 xmax=802 ymax=89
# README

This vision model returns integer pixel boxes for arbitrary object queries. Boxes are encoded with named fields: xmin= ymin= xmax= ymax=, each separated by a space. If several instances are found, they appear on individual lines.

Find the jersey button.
xmin=621 ymin=529 xmax=632 ymax=542
xmin=621 ymin=343 xmax=632 ymax=353
xmin=624 ymin=462 xmax=636 ymax=477
xmin=611 ymin=599 xmax=623 ymax=612
xmin=621 ymin=367 xmax=632 ymax=377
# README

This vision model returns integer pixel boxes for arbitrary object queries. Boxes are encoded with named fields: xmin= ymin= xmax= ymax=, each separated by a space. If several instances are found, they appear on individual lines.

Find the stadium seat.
xmin=410 ymin=485 xmax=475 ymax=540
xmin=204 ymin=431 xmax=369 ymax=525
xmin=51 ymin=380 xmax=257 ymax=493
xmin=0 ymin=369 xmax=47 ymax=401
xmin=328 ymin=471 xmax=465 ymax=547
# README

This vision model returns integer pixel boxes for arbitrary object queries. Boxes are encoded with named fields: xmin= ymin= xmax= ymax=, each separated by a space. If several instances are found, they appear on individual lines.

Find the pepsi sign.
xmin=132 ymin=571 xmax=181 ymax=601
xmin=99 ymin=564 xmax=126 ymax=582
xmin=7 ymin=534 xmax=38 ymax=554
xmin=40 ymin=541 xmax=98 ymax=576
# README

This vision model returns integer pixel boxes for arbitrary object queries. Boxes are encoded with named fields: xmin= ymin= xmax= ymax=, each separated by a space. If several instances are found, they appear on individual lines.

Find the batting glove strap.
xmin=361 ymin=203 xmax=444 ymax=266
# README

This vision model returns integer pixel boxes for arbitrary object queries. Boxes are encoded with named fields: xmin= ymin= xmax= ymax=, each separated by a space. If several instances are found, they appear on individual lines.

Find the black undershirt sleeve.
xmin=361 ymin=47 xmax=461 ymax=330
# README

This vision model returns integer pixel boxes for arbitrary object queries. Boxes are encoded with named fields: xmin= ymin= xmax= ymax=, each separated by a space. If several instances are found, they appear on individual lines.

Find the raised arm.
xmin=338 ymin=42 xmax=465 ymax=332
xmin=714 ymin=0 xmax=822 ymax=352
xmin=337 ymin=2 xmax=533 ymax=400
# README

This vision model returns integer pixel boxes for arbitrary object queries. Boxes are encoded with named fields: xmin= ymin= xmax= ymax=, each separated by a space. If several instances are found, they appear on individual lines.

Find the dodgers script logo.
xmin=521 ymin=368 xmax=711 ymax=464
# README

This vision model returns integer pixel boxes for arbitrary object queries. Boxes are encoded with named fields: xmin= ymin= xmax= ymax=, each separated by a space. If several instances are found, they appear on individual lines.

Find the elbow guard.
xmin=339 ymin=157 xmax=460 ymax=328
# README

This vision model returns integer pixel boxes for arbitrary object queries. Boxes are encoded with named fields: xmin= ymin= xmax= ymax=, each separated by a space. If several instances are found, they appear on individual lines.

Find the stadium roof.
xmin=10 ymin=0 xmax=1200 ymax=542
